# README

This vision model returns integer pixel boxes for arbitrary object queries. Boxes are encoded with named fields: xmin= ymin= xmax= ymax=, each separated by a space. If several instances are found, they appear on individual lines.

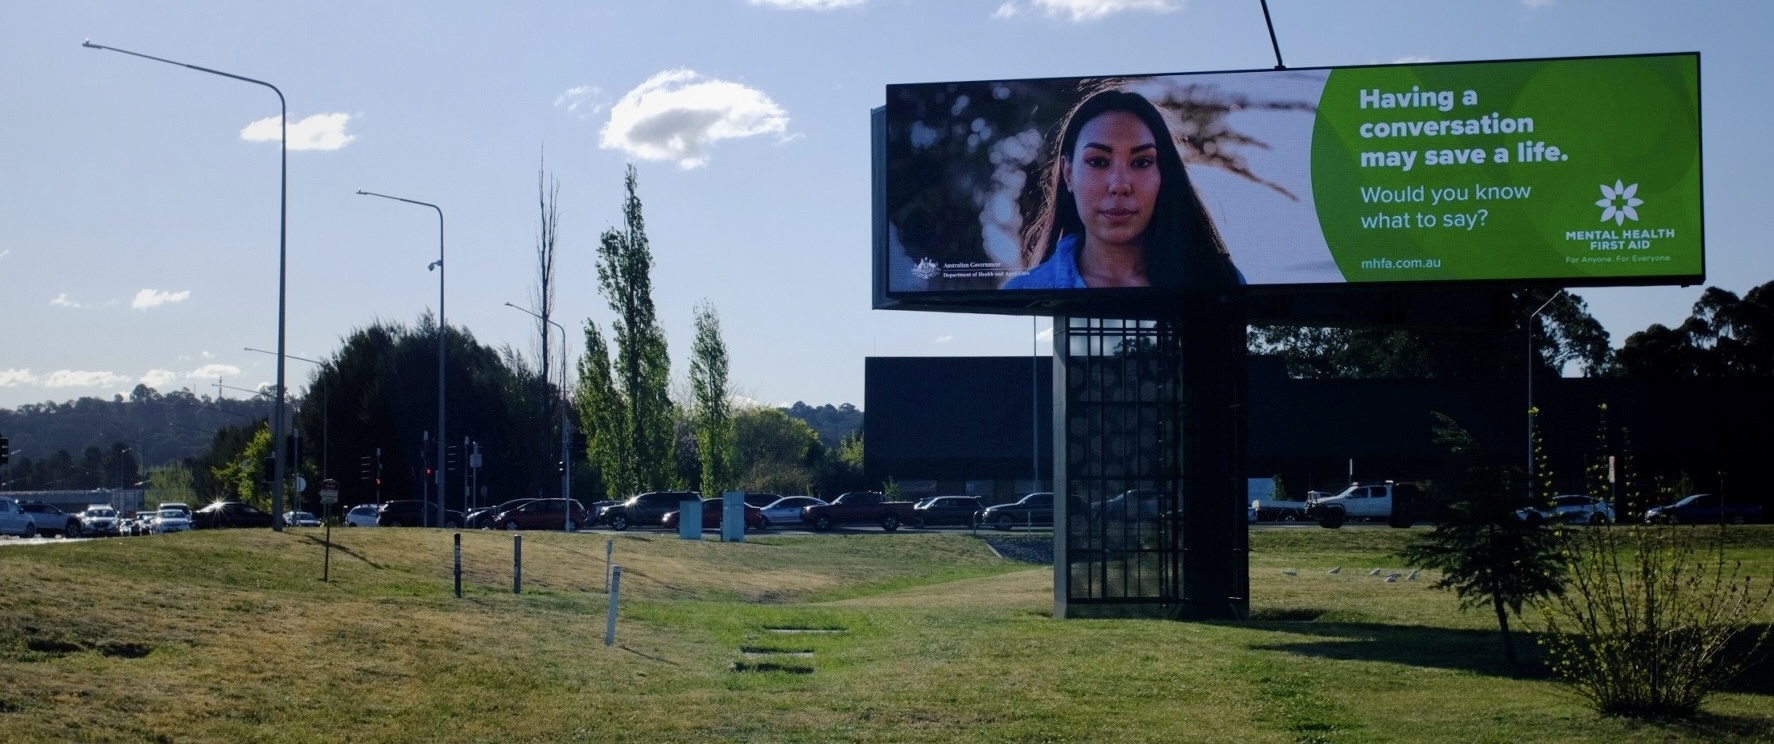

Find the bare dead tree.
xmin=532 ymin=152 xmax=561 ymax=384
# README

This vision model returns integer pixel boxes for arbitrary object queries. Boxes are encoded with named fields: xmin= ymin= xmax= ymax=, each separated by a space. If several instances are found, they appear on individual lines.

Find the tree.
xmin=146 ymin=461 xmax=197 ymax=506
xmin=689 ymin=301 xmax=735 ymax=495
xmin=584 ymin=164 xmax=675 ymax=494
xmin=532 ymin=154 xmax=561 ymax=387
xmin=576 ymin=323 xmax=632 ymax=498
xmin=1250 ymin=290 xmax=1613 ymax=380
xmin=1398 ymin=412 xmax=1567 ymax=666
xmin=1616 ymin=281 xmax=1774 ymax=378
xmin=734 ymin=407 xmax=820 ymax=492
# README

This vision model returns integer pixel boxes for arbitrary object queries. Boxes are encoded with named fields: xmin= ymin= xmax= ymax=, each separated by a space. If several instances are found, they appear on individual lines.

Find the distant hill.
xmin=0 ymin=386 xmax=276 ymax=471
xmin=781 ymin=402 xmax=862 ymax=449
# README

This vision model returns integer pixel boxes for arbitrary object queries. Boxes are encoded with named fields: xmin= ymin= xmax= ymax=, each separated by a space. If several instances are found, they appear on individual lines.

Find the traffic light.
xmin=0 ymin=436 xmax=9 ymax=466
xmin=360 ymin=455 xmax=372 ymax=482
xmin=261 ymin=457 xmax=276 ymax=483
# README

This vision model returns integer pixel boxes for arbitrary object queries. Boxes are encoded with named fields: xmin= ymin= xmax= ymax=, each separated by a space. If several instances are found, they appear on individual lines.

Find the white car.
xmin=1517 ymin=494 xmax=1614 ymax=525
xmin=758 ymin=496 xmax=827 ymax=528
xmin=81 ymin=505 xmax=122 ymax=536
xmin=283 ymin=511 xmax=324 ymax=527
xmin=154 ymin=505 xmax=193 ymax=533
xmin=344 ymin=504 xmax=381 ymax=527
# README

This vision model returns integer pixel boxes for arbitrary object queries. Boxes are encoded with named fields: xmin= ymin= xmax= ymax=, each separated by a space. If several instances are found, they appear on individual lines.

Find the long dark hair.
xmin=1019 ymin=84 xmax=1233 ymax=289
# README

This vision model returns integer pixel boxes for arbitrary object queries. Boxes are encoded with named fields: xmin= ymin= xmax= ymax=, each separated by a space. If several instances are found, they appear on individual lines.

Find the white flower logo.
xmin=1595 ymin=180 xmax=1643 ymax=226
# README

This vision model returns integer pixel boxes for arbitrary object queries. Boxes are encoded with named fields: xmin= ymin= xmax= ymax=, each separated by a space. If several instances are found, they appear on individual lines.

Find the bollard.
xmin=453 ymin=533 xmax=463 ymax=598
xmin=604 ymin=539 xmax=613 ymax=593
xmin=604 ymin=565 xmax=622 ymax=646
xmin=513 ymin=534 xmax=523 ymax=595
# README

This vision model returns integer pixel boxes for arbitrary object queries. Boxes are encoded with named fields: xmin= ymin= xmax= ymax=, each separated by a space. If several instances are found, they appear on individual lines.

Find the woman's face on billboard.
xmin=1063 ymin=110 xmax=1161 ymax=251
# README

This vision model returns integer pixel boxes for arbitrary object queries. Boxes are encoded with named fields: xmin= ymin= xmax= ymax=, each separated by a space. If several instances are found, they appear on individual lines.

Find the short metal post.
xmin=604 ymin=539 xmax=613 ymax=593
xmin=453 ymin=533 xmax=462 ymax=598
xmin=604 ymin=565 xmax=622 ymax=646
xmin=513 ymin=534 xmax=523 ymax=595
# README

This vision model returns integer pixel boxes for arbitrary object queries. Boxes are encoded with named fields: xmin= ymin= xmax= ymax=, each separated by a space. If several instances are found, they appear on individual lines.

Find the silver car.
xmin=758 ymin=496 xmax=827 ymax=528
xmin=154 ymin=505 xmax=193 ymax=533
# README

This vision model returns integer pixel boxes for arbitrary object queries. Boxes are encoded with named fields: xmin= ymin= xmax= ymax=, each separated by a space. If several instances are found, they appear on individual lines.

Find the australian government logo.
xmin=911 ymin=257 xmax=939 ymax=281
xmin=1563 ymin=179 xmax=1676 ymax=266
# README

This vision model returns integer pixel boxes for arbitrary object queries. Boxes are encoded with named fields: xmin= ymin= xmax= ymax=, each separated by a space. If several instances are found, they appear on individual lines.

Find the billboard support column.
xmin=1178 ymin=294 xmax=1250 ymax=621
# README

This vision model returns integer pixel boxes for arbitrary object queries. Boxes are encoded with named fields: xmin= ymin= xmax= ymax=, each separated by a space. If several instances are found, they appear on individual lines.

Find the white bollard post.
xmin=604 ymin=565 xmax=622 ymax=646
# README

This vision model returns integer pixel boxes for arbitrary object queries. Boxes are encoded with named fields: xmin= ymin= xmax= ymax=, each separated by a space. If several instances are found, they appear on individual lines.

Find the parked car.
xmin=492 ymin=498 xmax=590 ymax=531
xmin=122 ymin=511 xmax=154 ymax=536
xmin=976 ymin=492 xmax=1054 ymax=530
xmin=739 ymin=492 xmax=781 ymax=509
xmin=344 ymin=504 xmax=382 ymax=527
xmin=194 ymin=501 xmax=276 ymax=529
xmin=758 ymin=496 xmax=826 ymax=528
xmin=800 ymin=491 xmax=919 ymax=531
xmin=0 ymin=496 xmax=46 ymax=537
xmin=912 ymin=496 xmax=985 ymax=528
xmin=81 ymin=505 xmax=122 ymax=536
xmin=1516 ymin=494 xmax=1614 ymax=525
xmin=1644 ymin=493 xmax=1764 ymax=525
xmin=283 ymin=511 xmax=324 ymax=527
xmin=467 ymin=498 xmax=538 ymax=529
xmin=376 ymin=500 xmax=462 ymax=528
xmin=661 ymin=496 xmax=765 ymax=531
xmin=1305 ymin=482 xmax=1423 ymax=529
xmin=154 ymin=505 xmax=193 ymax=533
xmin=600 ymin=491 xmax=700 ymax=531
xmin=18 ymin=502 xmax=82 ymax=537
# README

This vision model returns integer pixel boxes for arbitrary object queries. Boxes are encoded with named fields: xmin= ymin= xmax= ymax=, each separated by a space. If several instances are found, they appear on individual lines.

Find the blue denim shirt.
xmin=1001 ymin=234 xmax=1085 ymax=290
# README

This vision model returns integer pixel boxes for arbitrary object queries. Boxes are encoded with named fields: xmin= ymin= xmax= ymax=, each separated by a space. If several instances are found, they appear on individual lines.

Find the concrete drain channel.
xmin=733 ymin=627 xmax=846 ymax=674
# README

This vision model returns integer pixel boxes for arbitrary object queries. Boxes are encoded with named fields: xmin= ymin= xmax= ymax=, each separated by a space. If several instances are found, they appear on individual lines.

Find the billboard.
xmin=878 ymin=53 xmax=1701 ymax=306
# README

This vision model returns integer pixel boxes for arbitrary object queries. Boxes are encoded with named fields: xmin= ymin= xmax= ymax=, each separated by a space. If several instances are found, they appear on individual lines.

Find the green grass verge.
xmin=0 ymin=526 xmax=1769 ymax=742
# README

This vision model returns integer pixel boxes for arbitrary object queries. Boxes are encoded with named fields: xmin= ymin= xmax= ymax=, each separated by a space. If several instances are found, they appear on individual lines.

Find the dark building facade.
xmin=867 ymin=355 xmax=1773 ymax=509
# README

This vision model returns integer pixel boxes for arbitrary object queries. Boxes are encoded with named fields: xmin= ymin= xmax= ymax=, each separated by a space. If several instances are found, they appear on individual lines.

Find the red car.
xmin=661 ymin=497 xmax=765 ymax=531
xmin=492 ymin=498 xmax=591 ymax=531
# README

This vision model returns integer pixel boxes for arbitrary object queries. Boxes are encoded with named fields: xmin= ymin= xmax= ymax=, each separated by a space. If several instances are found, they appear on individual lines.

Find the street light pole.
xmin=85 ymin=40 xmax=291 ymax=531
xmin=504 ymin=302 xmax=572 ymax=529
xmin=246 ymin=347 xmax=328 ymax=479
xmin=357 ymin=190 xmax=446 ymax=528
xmin=1527 ymin=292 xmax=1564 ymax=490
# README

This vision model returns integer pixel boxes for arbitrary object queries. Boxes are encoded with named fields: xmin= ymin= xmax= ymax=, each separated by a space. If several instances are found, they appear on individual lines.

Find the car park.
xmin=194 ymin=501 xmax=276 ymax=529
xmin=758 ymin=496 xmax=826 ymax=528
xmin=283 ymin=511 xmax=324 ymax=527
xmin=1516 ymin=494 xmax=1614 ymax=525
xmin=912 ymin=496 xmax=985 ymax=528
xmin=600 ymin=491 xmax=699 ymax=531
xmin=344 ymin=504 xmax=381 ymax=527
xmin=81 ymin=505 xmax=122 ymax=536
xmin=976 ymin=492 xmax=1054 ymax=530
xmin=491 ymin=498 xmax=590 ymax=531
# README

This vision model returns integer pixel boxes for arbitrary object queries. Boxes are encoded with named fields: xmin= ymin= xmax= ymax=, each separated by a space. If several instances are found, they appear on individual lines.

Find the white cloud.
xmin=50 ymin=293 xmax=84 ymax=308
xmin=0 ymin=249 xmax=10 ymax=260
xmin=186 ymin=363 xmax=242 ymax=380
xmin=0 ymin=369 xmax=36 ymax=387
xmin=1392 ymin=55 xmax=1437 ymax=64
xmin=555 ymin=85 xmax=607 ymax=120
xmin=599 ymin=69 xmax=791 ymax=169
xmin=936 ymin=335 xmax=954 ymax=344
xmin=132 ymin=288 xmax=191 ymax=310
xmin=999 ymin=0 xmax=1181 ymax=21
xmin=241 ymin=113 xmax=356 ymax=151
xmin=748 ymin=0 xmax=865 ymax=9
xmin=44 ymin=369 xmax=132 ymax=389
xmin=140 ymin=369 xmax=178 ymax=388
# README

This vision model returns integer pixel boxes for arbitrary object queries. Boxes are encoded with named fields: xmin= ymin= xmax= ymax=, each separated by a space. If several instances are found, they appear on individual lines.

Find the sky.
xmin=1 ymin=0 xmax=1768 ymax=412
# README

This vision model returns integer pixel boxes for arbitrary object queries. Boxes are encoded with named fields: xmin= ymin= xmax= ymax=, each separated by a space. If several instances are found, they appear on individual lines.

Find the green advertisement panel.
xmin=1311 ymin=54 xmax=1701 ymax=283
xmin=878 ymin=52 xmax=1700 ymax=301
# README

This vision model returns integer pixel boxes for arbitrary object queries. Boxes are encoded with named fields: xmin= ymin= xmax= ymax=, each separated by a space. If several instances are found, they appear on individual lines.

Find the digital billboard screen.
xmin=878 ymin=53 xmax=1701 ymax=304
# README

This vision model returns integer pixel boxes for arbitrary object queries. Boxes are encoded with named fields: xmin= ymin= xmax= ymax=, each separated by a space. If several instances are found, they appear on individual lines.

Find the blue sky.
xmin=1 ymin=0 xmax=1767 ymax=411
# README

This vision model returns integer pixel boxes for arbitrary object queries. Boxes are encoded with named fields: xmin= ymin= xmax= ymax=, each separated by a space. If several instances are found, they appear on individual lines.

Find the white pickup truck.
xmin=1305 ymin=482 xmax=1423 ymax=529
xmin=0 ymin=496 xmax=46 ymax=537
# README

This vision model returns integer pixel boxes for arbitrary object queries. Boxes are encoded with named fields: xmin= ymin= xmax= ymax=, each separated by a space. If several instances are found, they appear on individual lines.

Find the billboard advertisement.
xmin=879 ymin=53 xmax=1701 ymax=302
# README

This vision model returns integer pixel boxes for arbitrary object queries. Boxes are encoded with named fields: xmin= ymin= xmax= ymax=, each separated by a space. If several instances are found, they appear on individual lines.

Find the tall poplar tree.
xmin=689 ymin=301 xmax=735 ymax=495
xmin=586 ymin=165 xmax=675 ymax=494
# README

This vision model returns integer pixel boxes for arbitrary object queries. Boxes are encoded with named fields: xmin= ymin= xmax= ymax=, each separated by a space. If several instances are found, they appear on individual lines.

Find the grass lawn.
xmin=1 ymin=525 xmax=1770 ymax=742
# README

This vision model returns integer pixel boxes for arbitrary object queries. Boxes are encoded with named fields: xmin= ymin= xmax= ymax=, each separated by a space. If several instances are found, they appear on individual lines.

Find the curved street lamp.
xmin=83 ymin=40 xmax=291 ymax=531
xmin=357 ymin=190 xmax=446 ymax=528
xmin=505 ymin=302 xmax=572 ymax=530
